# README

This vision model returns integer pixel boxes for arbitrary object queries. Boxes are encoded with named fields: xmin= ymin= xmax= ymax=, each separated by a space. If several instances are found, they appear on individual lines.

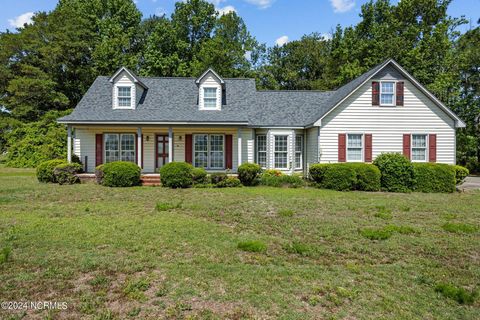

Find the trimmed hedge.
xmin=453 ymin=165 xmax=469 ymax=185
xmin=215 ymin=177 xmax=243 ymax=188
xmin=101 ymin=161 xmax=141 ymax=187
xmin=160 ymin=162 xmax=193 ymax=188
xmin=322 ymin=164 xmax=357 ymax=191
xmin=260 ymin=173 xmax=304 ymax=188
xmin=373 ymin=153 xmax=415 ymax=192
xmin=210 ymin=173 xmax=228 ymax=185
xmin=192 ymin=167 xmax=208 ymax=185
xmin=238 ymin=163 xmax=262 ymax=186
xmin=53 ymin=163 xmax=82 ymax=185
xmin=413 ymin=163 xmax=456 ymax=193
xmin=36 ymin=159 xmax=67 ymax=183
xmin=349 ymin=163 xmax=381 ymax=191
xmin=309 ymin=164 xmax=329 ymax=184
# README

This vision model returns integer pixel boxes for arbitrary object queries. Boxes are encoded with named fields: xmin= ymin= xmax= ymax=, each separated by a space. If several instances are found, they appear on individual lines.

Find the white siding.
xmin=318 ymin=78 xmax=456 ymax=164
xmin=241 ymin=128 xmax=255 ymax=164
xmin=73 ymin=128 xmax=98 ymax=172
xmin=306 ymin=127 xmax=319 ymax=166
xmin=198 ymin=73 xmax=222 ymax=110
xmin=112 ymin=72 xmax=136 ymax=109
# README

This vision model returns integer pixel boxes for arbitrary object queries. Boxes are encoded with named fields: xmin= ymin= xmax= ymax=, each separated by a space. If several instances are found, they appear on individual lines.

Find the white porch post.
xmin=137 ymin=127 xmax=142 ymax=168
xmin=291 ymin=130 xmax=296 ymax=174
xmin=168 ymin=127 xmax=173 ymax=163
xmin=67 ymin=125 xmax=72 ymax=163
xmin=237 ymin=128 xmax=242 ymax=169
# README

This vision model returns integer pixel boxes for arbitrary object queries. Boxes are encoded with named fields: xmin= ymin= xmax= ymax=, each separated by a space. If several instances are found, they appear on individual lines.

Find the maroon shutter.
xmin=403 ymin=134 xmax=411 ymax=160
xmin=372 ymin=81 xmax=380 ymax=106
xmin=225 ymin=135 xmax=233 ymax=169
xmin=429 ymin=134 xmax=437 ymax=162
xmin=338 ymin=134 xmax=346 ymax=162
xmin=95 ymin=134 xmax=103 ymax=166
xmin=185 ymin=134 xmax=193 ymax=164
xmin=396 ymin=81 xmax=404 ymax=106
xmin=365 ymin=134 xmax=372 ymax=162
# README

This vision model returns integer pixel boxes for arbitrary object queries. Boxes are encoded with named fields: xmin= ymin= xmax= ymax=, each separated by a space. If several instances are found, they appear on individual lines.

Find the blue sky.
xmin=0 ymin=0 xmax=478 ymax=46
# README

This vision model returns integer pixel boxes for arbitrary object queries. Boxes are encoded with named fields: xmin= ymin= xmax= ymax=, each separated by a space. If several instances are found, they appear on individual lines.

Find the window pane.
xmin=347 ymin=134 xmax=362 ymax=148
xmin=380 ymin=94 xmax=393 ymax=105
xmin=118 ymin=87 xmax=131 ymax=97
xmin=381 ymin=82 xmax=394 ymax=93
xmin=275 ymin=153 xmax=288 ymax=168
xmin=412 ymin=135 xmax=426 ymax=148
xmin=204 ymin=98 xmax=216 ymax=109
xmin=412 ymin=148 xmax=426 ymax=161
xmin=194 ymin=152 xmax=208 ymax=168
xmin=275 ymin=135 xmax=288 ymax=152
xmin=194 ymin=135 xmax=208 ymax=151
xmin=194 ymin=135 xmax=208 ymax=168
xmin=105 ymin=134 xmax=119 ymax=163
xmin=274 ymin=135 xmax=288 ymax=168
xmin=203 ymin=88 xmax=217 ymax=109
xmin=295 ymin=136 xmax=302 ymax=152
xmin=120 ymin=134 xmax=135 ymax=163
xmin=258 ymin=152 xmax=267 ymax=168
xmin=118 ymin=97 xmax=131 ymax=107
xmin=204 ymin=88 xmax=217 ymax=98
xmin=347 ymin=134 xmax=363 ymax=161
xmin=295 ymin=153 xmax=302 ymax=169
xmin=347 ymin=148 xmax=362 ymax=161
xmin=257 ymin=135 xmax=266 ymax=152
xmin=210 ymin=135 xmax=224 ymax=168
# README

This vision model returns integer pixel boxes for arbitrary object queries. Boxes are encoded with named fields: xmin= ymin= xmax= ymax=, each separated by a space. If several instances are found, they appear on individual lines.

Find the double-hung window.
xmin=380 ymin=82 xmax=395 ymax=106
xmin=295 ymin=135 xmax=303 ymax=169
xmin=117 ymin=86 xmax=132 ymax=108
xmin=274 ymin=135 xmax=288 ymax=169
xmin=256 ymin=135 xmax=267 ymax=168
xmin=347 ymin=134 xmax=363 ymax=162
xmin=104 ymin=133 xmax=135 ymax=163
xmin=203 ymin=88 xmax=217 ymax=109
xmin=193 ymin=134 xmax=224 ymax=169
xmin=412 ymin=134 xmax=427 ymax=161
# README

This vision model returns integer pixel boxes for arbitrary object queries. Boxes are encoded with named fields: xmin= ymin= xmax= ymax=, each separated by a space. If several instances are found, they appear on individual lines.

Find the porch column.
xmin=291 ymin=130 xmax=296 ymax=174
xmin=168 ymin=127 xmax=173 ymax=163
xmin=67 ymin=125 xmax=72 ymax=163
xmin=237 ymin=128 xmax=242 ymax=169
xmin=137 ymin=127 xmax=142 ymax=168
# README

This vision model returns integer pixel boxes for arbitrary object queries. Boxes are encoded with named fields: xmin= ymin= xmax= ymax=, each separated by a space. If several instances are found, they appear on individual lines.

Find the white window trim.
xmin=256 ymin=135 xmax=267 ymax=169
xmin=103 ymin=133 xmax=136 ymax=164
xmin=200 ymin=86 xmax=221 ymax=111
xmin=114 ymin=85 xmax=135 ymax=109
xmin=295 ymin=135 xmax=303 ymax=170
xmin=346 ymin=133 xmax=364 ymax=162
xmin=380 ymin=81 xmax=396 ymax=107
xmin=193 ymin=134 xmax=225 ymax=170
xmin=273 ymin=135 xmax=289 ymax=170
xmin=411 ymin=133 xmax=428 ymax=162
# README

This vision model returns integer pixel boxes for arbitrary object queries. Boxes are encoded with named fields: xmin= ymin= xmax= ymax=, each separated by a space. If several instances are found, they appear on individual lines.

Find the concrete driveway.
xmin=459 ymin=176 xmax=480 ymax=191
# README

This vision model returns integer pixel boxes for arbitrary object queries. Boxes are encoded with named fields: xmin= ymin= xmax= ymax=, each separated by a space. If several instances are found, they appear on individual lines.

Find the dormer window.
xmin=118 ymin=86 xmax=132 ymax=108
xmin=203 ymin=88 xmax=217 ymax=109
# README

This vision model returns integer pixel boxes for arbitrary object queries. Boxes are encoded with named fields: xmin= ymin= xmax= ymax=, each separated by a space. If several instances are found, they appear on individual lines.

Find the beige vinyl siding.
xmin=318 ymin=78 xmax=456 ymax=164
xmin=112 ymin=72 xmax=136 ymax=109
xmin=198 ymin=74 xmax=222 ymax=110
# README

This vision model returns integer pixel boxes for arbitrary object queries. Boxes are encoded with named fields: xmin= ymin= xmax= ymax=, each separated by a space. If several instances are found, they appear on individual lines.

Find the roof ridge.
xmin=257 ymin=90 xmax=336 ymax=93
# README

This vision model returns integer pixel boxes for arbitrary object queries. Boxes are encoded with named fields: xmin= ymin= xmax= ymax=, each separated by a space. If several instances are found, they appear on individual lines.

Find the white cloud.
xmin=209 ymin=0 xmax=226 ymax=5
xmin=217 ymin=5 xmax=236 ymax=16
xmin=8 ymin=12 xmax=34 ymax=28
xmin=275 ymin=35 xmax=289 ymax=46
xmin=155 ymin=7 xmax=166 ymax=16
xmin=321 ymin=33 xmax=332 ymax=40
xmin=330 ymin=0 xmax=355 ymax=13
xmin=245 ymin=0 xmax=275 ymax=9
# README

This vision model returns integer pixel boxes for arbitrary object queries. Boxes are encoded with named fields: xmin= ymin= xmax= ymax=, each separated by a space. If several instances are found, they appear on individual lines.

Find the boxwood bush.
xmin=260 ymin=173 xmax=304 ymax=188
xmin=192 ymin=167 xmax=208 ymax=185
xmin=349 ymin=163 xmax=381 ymax=191
xmin=95 ymin=164 xmax=105 ymax=184
xmin=238 ymin=163 xmax=262 ymax=186
xmin=413 ymin=163 xmax=456 ymax=193
xmin=309 ymin=164 xmax=329 ymax=184
xmin=321 ymin=164 xmax=357 ymax=191
xmin=210 ymin=173 xmax=228 ymax=185
xmin=160 ymin=162 xmax=193 ymax=188
xmin=101 ymin=161 xmax=141 ymax=187
xmin=373 ymin=153 xmax=415 ymax=192
xmin=453 ymin=165 xmax=469 ymax=185
xmin=215 ymin=177 xmax=243 ymax=188
xmin=53 ymin=163 xmax=83 ymax=185
xmin=36 ymin=159 xmax=67 ymax=183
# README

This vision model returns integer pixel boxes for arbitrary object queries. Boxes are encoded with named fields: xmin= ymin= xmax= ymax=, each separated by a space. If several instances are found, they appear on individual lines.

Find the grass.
xmin=237 ymin=240 xmax=267 ymax=253
xmin=435 ymin=283 xmax=478 ymax=305
xmin=0 ymin=166 xmax=479 ymax=318
xmin=442 ymin=222 xmax=478 ymax=234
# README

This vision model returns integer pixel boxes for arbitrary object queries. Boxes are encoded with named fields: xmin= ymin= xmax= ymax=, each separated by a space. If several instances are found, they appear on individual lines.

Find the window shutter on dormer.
xmin=372 ymin=81 xmax=380 ymax=106
xmin=396 ymin=81 xmax=404 ymax=106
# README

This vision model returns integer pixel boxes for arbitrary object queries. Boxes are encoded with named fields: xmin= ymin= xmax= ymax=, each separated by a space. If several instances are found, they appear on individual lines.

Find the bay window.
xmin=104 ymin=133 xmax=135 ymax=163
xmin=347 ymin=134 xmax=363 ymax=162
xmin=412 ymin=134 xmax=427 ymax=161
xmin=274 ymin=135 xmax=288 ymax=169
xmin=256 ymin=135 xmax=267 ymax=168
xmin=194 ymin=134 xmax=224 ymax=169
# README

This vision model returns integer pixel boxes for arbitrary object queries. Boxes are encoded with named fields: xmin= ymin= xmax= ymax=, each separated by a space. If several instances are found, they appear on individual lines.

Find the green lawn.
xmin=0 ymin=167 xmax=479 ymax=319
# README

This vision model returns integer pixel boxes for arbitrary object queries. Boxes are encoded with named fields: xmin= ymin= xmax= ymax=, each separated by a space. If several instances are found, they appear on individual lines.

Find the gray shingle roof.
xmin=57 ymin=59 xmax=397 ymax=127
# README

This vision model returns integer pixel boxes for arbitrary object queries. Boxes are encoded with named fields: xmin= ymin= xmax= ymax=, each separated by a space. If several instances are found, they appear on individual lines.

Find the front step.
xmin=141 ymin=175 xmax=161 ymax=186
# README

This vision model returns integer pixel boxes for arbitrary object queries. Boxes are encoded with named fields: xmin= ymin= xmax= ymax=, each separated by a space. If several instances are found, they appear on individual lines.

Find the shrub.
xmin=36 ymin=159 xmax=67 ymax=183
xmin=237 ymin=163 xmax=262 ymax=186
xmin=413 ymin=163 xmax=456 ymax=193
xmin=442 ymin=223 xmax=478 ymax=234
xmin=263 ymin=169 xmax=283 ymax=177
xmin=322 ymin=164 xmax=357 ymax=191
xmin=373 ymin=153 xmax=415 ymax=192
xmin=453 ymin=165 xmax=469 ymax=185
xmin=95 ymin=164 xmax=105 ymax=184
xmin=360 ymin=228 xmax=392 ymax=240
xmin=53 ymin=163 xmax=83 ymax=185
xmin=215 ymin=177 xmax=242 ymax=188
xmin=0 ymin=247 xmax=11 ymax=264
xmin=160 ymin=162 xmax=193 ymax=188
xmin=210 ymin=173 xmax=228 ymax=185
xmin=192 ymin=168 xmax=208 ymax=185
xmin=435 ymin=283 xmax=478 ymax=305
xmin=260 ymin=174 xmax=304 ymax=188
xmin=237 ymin=240 xmax=267 ymax=253
xmin=309 ymin=164 xmax=329 ymax=183
xmin=101 ymin=161 xmax=141 ymax=187
xmin=348 ymin=163 xmax=381 ymax=191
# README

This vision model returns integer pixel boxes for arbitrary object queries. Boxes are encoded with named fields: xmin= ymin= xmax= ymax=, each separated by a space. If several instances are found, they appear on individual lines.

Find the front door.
xmin=156 ymin=135 xmax=169 ymax=169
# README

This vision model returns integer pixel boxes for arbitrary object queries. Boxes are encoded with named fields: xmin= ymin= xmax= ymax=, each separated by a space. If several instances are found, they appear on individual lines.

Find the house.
xmin=58 ymin=59 xmax=465 ymax=175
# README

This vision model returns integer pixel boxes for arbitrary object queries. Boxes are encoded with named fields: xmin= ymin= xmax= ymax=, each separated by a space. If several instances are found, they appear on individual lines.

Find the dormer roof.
xmin=195 ymin=68 xmax=225 ymax=85
xmin=109 ymin=67 xmax=148 ymax=89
